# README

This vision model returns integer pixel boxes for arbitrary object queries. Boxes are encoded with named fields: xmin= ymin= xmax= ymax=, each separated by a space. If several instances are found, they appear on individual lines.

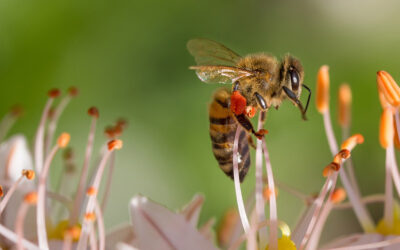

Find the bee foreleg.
xmin=235 ymin=114 xmax=268 ymax=140
xmin=283 ymin=86 xmax=307 ymax=121
xmin=247 ymin=135 xmax=256 ymax=149
xmin=255 ymin=92 xmax=268 ymax=110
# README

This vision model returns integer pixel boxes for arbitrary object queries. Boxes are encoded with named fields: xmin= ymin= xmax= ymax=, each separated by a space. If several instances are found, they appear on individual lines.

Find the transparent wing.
xmin=187 ymin=39 xmax=242 ymax=66
xmin=190 ymin=65 xmax=252 ymax=84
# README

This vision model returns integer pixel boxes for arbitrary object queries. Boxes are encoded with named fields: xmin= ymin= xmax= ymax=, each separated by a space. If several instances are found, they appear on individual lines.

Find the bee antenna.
xmin=303 ymin=84 xmax=312 ymax=115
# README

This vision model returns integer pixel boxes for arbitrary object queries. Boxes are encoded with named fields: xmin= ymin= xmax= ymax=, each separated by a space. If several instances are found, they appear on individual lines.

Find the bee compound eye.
xmin=290 ymin=69 xmax=300 ymax=91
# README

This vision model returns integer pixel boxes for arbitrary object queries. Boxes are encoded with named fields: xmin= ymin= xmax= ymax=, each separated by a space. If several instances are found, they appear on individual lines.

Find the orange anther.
xmin=88 ymin=106 xmax=99 ymax=118
xmin=323 ymin=162 xmax=340 ymax=177
xmin=377 ymin=71 xmax=400 ymax=107
xmin=63 ymin=147 xmax=74 ymax=160
xmin=394 ymin=118 xmax=400 ymax=150
xmin=108 ymin=139 xmax=123 ymax=151
xmin=217 ymin=209 xmax=239 ymax=247
xmin=48 ymin=89 xmax=61 ymax=98
xmin=341 ymin=134 xmax=364 ymax=151
xmin=68 ymin=86 xmax=79 ymax=97
xmin=378 ymin=89 xmax=391 ymax=109
xmin=84 ymin=212 xmax=96 ymax=221
xmin=0 ymin=186 xmax=3 ymax=197
xmin=57 ymin=133 xmax=71 ymax=148
xmin=24 ymin=192 xmax=38 ymax=204
xmin=338 ymin=149 xmax=351 ymax=160
xmin=330 ymin=188 xmax=346 ymax=204
xmin=230 ymin=91 xmax=247 ymax=115
xmin=65 ymin=225 xmax=81 ymax=241
xmin=86 ymin=186 xmax=97 ymax=196
xmin=10 ymin=105 xmax=24 ymax=117
xmin=104 ymin=126 xmax=116 ymax=138
xmin=22 ymin=169 xmax=35 ymax=180
xmin=113 ymin=125 xmax=123 ymax=137
xmin=316 ymin=65 xmax=330 ymax=113
xmin=380 ymin=108 xmax=394 ymax=149
xmin=116 ymin=118 xmax=128 ymax=130
xmin=262 ymin=186 xmax=278 ymax=200
xmin=338 ymin=84 xmax=352 ymax=127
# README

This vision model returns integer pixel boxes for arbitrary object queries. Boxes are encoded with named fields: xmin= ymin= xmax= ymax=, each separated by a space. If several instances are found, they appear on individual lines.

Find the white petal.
xmin=180 ymin=194 xmax=204 ymax=227
xmin=130 ymin=195 xmax=217 ymax=250
xmin=321 ymin=233 xmax=400 ymax=249
xmin=0 ymin=135 xmax=33 ymax=183
xmin=105 ymin=223 xmax=135 ymax=249
xmin=116 ymin=242 xmax=139 ymax=250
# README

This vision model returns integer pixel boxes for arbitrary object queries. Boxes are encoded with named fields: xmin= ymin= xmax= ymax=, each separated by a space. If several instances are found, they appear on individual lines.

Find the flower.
xmin=0 ymin=88 xmax=127 ymax=250
xmin=106 ymin=194 xmax=216 ymax=250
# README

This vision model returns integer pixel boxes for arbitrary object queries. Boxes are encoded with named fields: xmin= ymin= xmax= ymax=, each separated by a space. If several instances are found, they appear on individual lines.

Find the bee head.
xmin=279 ymin=55 xmax=304 ymax=99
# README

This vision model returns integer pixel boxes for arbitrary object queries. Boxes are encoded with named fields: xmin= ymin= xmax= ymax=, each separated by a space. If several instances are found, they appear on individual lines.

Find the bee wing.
xmin=187 ymin=39 xmax=242 ymax=66
xmin=190 ymin=65 xmax=253 ymax=84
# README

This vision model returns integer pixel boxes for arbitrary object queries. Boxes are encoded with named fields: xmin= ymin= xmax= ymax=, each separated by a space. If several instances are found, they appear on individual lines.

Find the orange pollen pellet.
xmin=380 ymin=108 xmax=394 ymax=149
xmin=48 ymin=88 xmax=61 ymax=98
xmin=88 ymin=106 xmax=99 ymax=118
xmin=84 ymin=212 xmax=96 ymax=221
xmin=22 ymin=169 xmax=35 ymax=180
xmin=377 ymin=71 xmax=400 ymax=107
xmin=24 ymin=192 xmax=38 ymax=204
xmin=68 ymin=86 xmax=79 ymax=97
xmin=316 ymin=65 xmax=330 ymax=113
xmin=108 ymin=139 xmax=123 ymax=151
xmin=86 ymin=186 xmax=97 ymax=196
xmin=330 ymin=188 xmax=346 ymax=204
xmin=262 ymin=186 xmax=278 ymax=200
xmin=0 ymin=186 xmax=3 ymax=197
xmin=66 ymin=226 xmax=81 ymax=241
xmin=338 ymin=84 xmax=352 ymax=127
xmin=57 ymin=133 xmax=71 ymax=148
xmin=341 ymin=134 xmax=364 ymax=151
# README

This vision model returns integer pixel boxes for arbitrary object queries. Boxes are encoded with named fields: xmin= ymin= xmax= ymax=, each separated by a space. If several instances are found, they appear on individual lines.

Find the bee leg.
xmin=235 ymin=114 xmax=268 ymax=140
xmin=282 ymin=86 xmax=307 ymax=121
xmin=247 ymin=135 xmax=256 ymax=149
xmin=255 ymin=92 xmax=268 ymax=110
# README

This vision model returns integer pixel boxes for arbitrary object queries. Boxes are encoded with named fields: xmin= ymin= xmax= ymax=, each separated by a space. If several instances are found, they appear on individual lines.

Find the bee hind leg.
xmin=235 ymin=114 xmax=268 ymax=140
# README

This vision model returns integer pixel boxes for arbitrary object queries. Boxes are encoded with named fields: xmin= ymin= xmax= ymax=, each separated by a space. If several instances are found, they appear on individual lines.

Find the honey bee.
xmin=187 ymin=38 xmax=311 ymax=181
xmin=208 ymin=88 xmax=251 ymax=182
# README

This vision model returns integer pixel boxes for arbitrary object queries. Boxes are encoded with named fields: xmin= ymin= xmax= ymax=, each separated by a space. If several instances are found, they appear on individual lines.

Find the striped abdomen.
xmin=209 ymin=88 xmax=251 ymax=182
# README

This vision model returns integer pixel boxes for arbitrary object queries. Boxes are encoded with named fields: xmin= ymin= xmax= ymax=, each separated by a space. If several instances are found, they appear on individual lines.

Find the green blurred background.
xmin=1 ymin=0 xmax=400 ymax=244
